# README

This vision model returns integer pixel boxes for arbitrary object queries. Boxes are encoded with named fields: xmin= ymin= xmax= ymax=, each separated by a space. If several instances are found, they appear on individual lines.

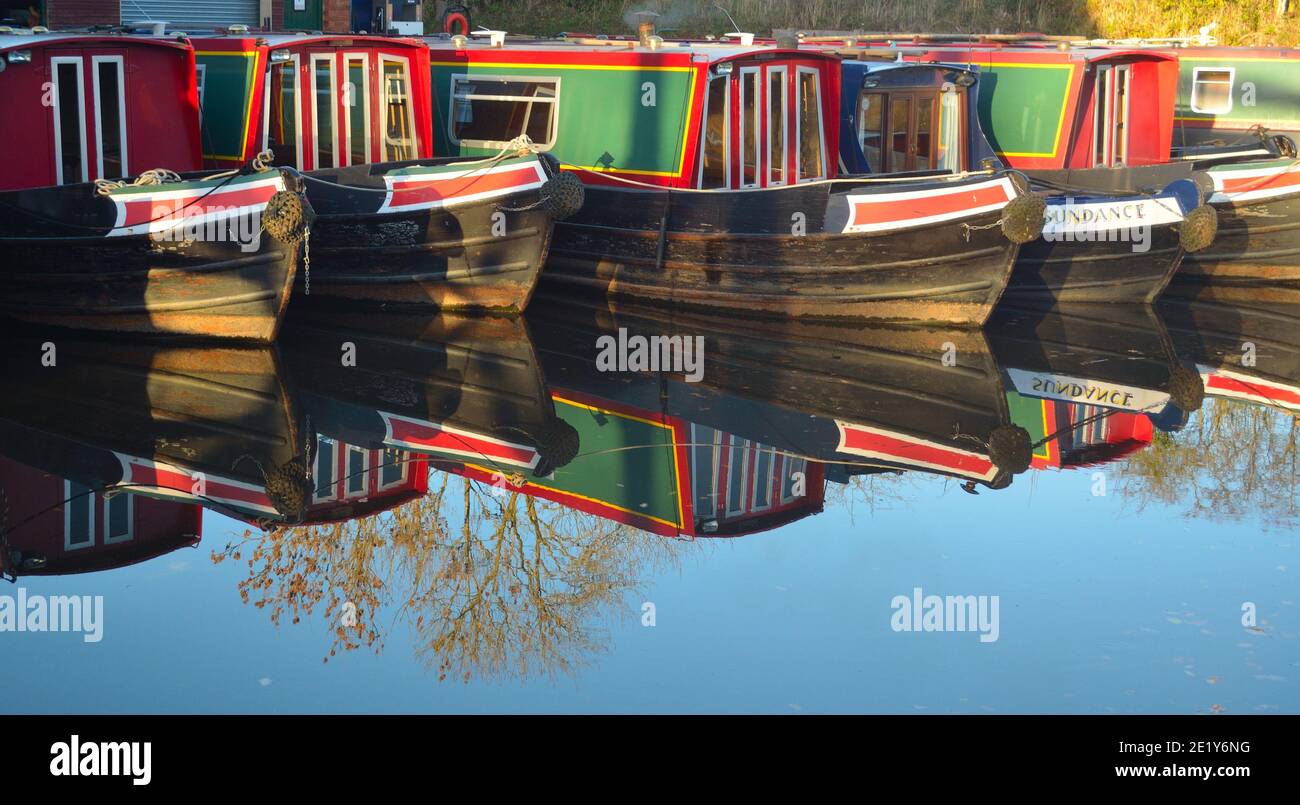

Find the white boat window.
xmin=697 ymin=74 xmax=729 ymax=188
xmin=796 ymin=68 xmax=826 ymax=181
xmin=93 ymin=56 xmax=128 ymax=180
xmin=311 ymin=54 xmax=337 ymax=169
xmin=449 ymin=74 xmax=559 ymax=151
xmin=51 ymin=56 xmax=87 ymax=184
xmin=1191 ymin=67 xmax=1234 ymax=115
xmin=383 ymin=57 xmax=417 ymax=161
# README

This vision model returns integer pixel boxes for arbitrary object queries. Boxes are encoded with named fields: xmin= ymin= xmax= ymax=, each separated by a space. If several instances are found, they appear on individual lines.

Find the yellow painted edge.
xmin=462 ymin=461 xmax=683 ymax=529
xmin=984 ymin=62 xmax=1075 ymax=161
xmin=195 ymin=50 xmax=259 ymax=161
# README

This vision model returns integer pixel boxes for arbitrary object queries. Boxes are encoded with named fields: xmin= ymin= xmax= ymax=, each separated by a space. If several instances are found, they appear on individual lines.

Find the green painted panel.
xmin=978 ymin=65 xmax=1073 ymax=157
xmin=532 ymin=399 xmax=682 ymax=526
xmin=430 ymin=63 xmax=694 ymax=175
xmin=1006 ymin=392 xmax=1048 ymax=444
xmin=197 ymin=53 xmax=257 ymax=160
xmin=1176 ymin=58 xmax=1300 ymax=126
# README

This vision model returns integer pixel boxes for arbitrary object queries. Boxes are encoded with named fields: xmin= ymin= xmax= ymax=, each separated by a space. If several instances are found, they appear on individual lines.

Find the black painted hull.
xmin=0 ymin=175 xmax=298 ymax=342
xmin=297 ymin=157 xmax=557 ymax=312
xmin=1173 ymin=192 xmax=1300 ymax=289
xmin=542 ymin=175 xmax=1022 ymax=327
xmin=1008 ymin=230 xmax=1184 ymax=304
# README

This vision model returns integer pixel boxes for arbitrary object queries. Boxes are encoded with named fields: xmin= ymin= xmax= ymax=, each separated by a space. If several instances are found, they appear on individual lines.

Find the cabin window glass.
xmin=739 ymin=67 xmax=759 ymax=187
xmin=93 ymin=56 xmax=128 ymax=180
xmin=938 ymin=89 xmax=961 ymax=172
xmin=781 ymin=457 xmax=807 ymax=503
xmin=751 ymin=446 xmax=775 ymax=511
xmin=51 ymin=57 xmax=87 ymax=185
xmin=767 ymin=67 xmax=787 ymax=185
xmin=1092 ymin=65 xmax=1130 ymax=167
xmin=915 ymin=97 xmax=933 ymax=171
xmin=698 ymin=74 xmax=729 ymax=188
xmin=382 ymin=57 xmax=417 ymax=161
xmin=104 ymin=493 xmax=133 ymax=544
xmin=311 ymin=55 xmax=337 ymax=169
xmin=195 ymin=63 xmax=206 ymax=108
xmin=796 ymin=68 xmax=825 ymax=181
xmin=380 ymin=447 xmax=406 ymax=489
xmin=725 ymin=437 xmax=750 ymax=517
xmin=346 ymin=446 xmax=368 ymax=497
xmin=690 ymin=424 xmax=721 ymax=519
xmin=449 ymin=74 xmax=558 ymax=151
xmin=64 ymin=480 xmax=94 ymax=550
xmin=1191 ymin=67 xmax=1234 ymax=115
xmin=344 ymin=56 xmax=370 ymax=165
xmin=267 ymin=60 xmax=299 ymax=168
xmin=858 ymin=93 xmax=883 ymax=172
xmin=889 ymin=96 xmax=911 ymax=171
xmin=314 ymin=436 xmax=337 ymax=502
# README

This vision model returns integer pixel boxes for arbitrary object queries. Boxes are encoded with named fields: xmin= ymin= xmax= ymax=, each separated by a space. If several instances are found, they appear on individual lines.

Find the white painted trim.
xmin=344 ymin=445 xmax=370 ymax=499
xmin=63 ymin=480 xmax=94 ymax=551
xmin=750 ymin=445 xmax=775 ymax=512
xmin=795 ymin=66 xmax=827 ymax=182
xmin=313 ymin=435 xmax=338 ymax=503
xmin=50 ymin=55 xmax=88 ymax=185
xmin=377 ymin=447 xmax=408 ymax=491
xmin=341 ymin=51 xmax=373 ymax=165
xmin=738 ymin=66 xmax=760 ymax=188
xmin=91 ymin=55 xmax=129 ymax=180
xmin=696 ymin=73 xmax=731 ymax=189
xmin=724 ymin=436 xmax=750 ymax=517
xmin=1191 ymin=65 xmax=1235 ymax=115
xmin=766 ymin=65 xmax=788 ymax=187
xmin=309 ymin=53 xmax=339 ymax=169
xmin=103 ymin=493 xmax=135 ymax=545
xmin=381 ymin=54 xmax=418 ymax=160
xmin=263 ymin=54 xmax=302 ymax=169
xmin=447 ymin=72 xmax=560 ymax=151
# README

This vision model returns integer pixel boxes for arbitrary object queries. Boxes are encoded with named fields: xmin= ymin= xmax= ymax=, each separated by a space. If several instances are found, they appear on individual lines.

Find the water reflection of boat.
xmin=0 ymin=337 xmax=310 ymax=527
xmin=988 ymin=304 xmax=1206 ymax=467
xmin=1159 ymin=289 xmax=1300 ymax=414
xmin=278 ymin=309 xmax=578 ymax=489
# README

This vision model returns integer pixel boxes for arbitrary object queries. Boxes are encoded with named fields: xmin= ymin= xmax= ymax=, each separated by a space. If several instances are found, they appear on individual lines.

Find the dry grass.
xmin=425 ymin=0 xmax=1300 ymax=45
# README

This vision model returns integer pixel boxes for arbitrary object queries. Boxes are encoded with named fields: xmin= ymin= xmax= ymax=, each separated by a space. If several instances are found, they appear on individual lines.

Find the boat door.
xmin=264 ymin=45 xmax=420 ymax=170
xmin=46 ymin=46 xmax=130 ymax=184
xmin=1091 ymin=62 xmax=1132 ymax=167
xmin=696 ymin=56 xmax=832 ymax=189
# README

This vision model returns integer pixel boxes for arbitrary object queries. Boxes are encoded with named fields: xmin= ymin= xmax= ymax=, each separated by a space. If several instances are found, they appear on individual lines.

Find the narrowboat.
xmin=824 ymin=36 xmax=1300 ymax=292
xmin=0 ymin=31 xmax=306 ymax=341
xmin=191 ymin=31 xmax=577 ymax=312
xmin=424 ymin=33 xmax=1045 ymax=327
xmin=0 ymin=453 xmax=201 ymax=581
xmin=836 ymin=57 xmax=1212 ymax=304
xmin=278 ymin=307 xmax=579 ymax=482
xmin=1160 ymin=288 xmax=1300 ymax=416
xmin=1164 ymin=46 xmax=1300 ymax=152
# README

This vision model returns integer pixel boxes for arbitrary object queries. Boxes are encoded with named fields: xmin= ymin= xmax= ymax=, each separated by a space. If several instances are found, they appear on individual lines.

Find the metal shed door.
xmin=120 ymin=0 xmax=260 ymax=28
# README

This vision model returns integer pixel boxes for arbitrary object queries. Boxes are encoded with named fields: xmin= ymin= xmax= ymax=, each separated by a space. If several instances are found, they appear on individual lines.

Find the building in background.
xmin=34 ymin=1 xmax=422 ymax=33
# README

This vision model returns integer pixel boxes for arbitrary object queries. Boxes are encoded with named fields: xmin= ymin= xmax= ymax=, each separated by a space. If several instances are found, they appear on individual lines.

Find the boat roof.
xmin=422 ymin=33 xmax=840 ymax=65
xmin=188 ymin=31 xmax=426 ymax=50
xmin=0 ymin=29 xmax=192 ymax=54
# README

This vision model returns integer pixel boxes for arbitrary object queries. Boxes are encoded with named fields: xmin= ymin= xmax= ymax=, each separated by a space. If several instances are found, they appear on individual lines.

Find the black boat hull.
xmin=542 ymin=173 xmax=1024 ymax=327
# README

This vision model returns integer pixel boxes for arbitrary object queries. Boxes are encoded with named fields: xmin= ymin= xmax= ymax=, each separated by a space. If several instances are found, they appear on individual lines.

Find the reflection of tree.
xmin=1120 ymin=399 xmax=1300 ymax=527
xmin=213 ymin=473 xmax=679 ymax=681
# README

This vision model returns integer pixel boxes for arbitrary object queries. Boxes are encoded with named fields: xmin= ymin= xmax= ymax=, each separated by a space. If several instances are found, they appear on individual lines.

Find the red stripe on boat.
xmin=114 ymin=183 xmax=280 ymax=229
xmin=1217 ymin=168 xmax=1300 ymax=196
xmin=1205 ymin=373 xmax=1300 ymax=406
xmin=385 ymin=164 xmax=545 ymax=210
xmin=849 ymin=180 xmax=1012 ymax=231
xmin=838 ymin=423 xmax=997 ymax=480
xmin=386 ymin=416 xmax=539 ymax=467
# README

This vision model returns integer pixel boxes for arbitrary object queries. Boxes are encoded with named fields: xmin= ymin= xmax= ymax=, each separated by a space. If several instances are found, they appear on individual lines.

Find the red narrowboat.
xmin=191 ymin=32 xmax=578 ymax=313
xmin=424 ymin=34 xmax=1045 ymax=327
xmin=0 ymin=30 xmax=306 ymax=342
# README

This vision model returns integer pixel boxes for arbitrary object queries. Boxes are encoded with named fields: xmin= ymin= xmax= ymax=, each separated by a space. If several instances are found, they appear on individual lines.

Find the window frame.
xmin=766 ymin=65 xmax=788 ymax=187
xmin=50 ymin=55 xmax=89 ymax=185
xmin=696 ymin=72 xmax=731 ymax=189
xmin=1190 ymin=65 xmax=1235 ymax=115
xmin=344 ymin=445 xmax=369 ymax=499
xmin=737 ymin=65 xmax=761 ymax=189
xmin=341 ymin=51 xmax=373 ymax=166
xmin=262 ymin=53 xmax=303 ymax=169
xmin=63 ymin=480 xmax=95 ymax=551
xmin=378 ymin=447 xmax=408 ymax=491
xmin=103 ymin=492 xmax=134 ymax=545
xmin=309 ymin=52 xmax=339 ymax=170
xmin=724 ymin=436 xmax=751 ymax=518
xmin=447 ymin=71 xmax=561 ymax=151
xmin=794 ymin=65 xmax=827 ymax=182
xmin=380 ymin=54 xmax=418 ymax=160
xmin=91 ymin=54 xmax=129 ymax=181
xmin=313 ymin=435 xmax=338 ymax=504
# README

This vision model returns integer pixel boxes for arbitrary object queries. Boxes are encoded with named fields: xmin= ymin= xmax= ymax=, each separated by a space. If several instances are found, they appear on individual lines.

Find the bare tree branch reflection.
xmin=212 ymin=473 xmax=682 ymax=682
xmin=1120 ymin=399 xmax=1300 ymax=527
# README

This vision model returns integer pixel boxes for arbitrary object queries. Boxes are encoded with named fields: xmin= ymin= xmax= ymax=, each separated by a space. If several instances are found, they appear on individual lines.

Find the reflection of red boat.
xmin=0 ymin=455 xmax=201 ymax=581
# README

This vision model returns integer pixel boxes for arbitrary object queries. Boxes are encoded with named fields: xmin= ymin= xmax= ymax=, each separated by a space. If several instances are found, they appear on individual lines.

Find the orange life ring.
xmin=444 ymin=12 xmax=469 ymax=36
